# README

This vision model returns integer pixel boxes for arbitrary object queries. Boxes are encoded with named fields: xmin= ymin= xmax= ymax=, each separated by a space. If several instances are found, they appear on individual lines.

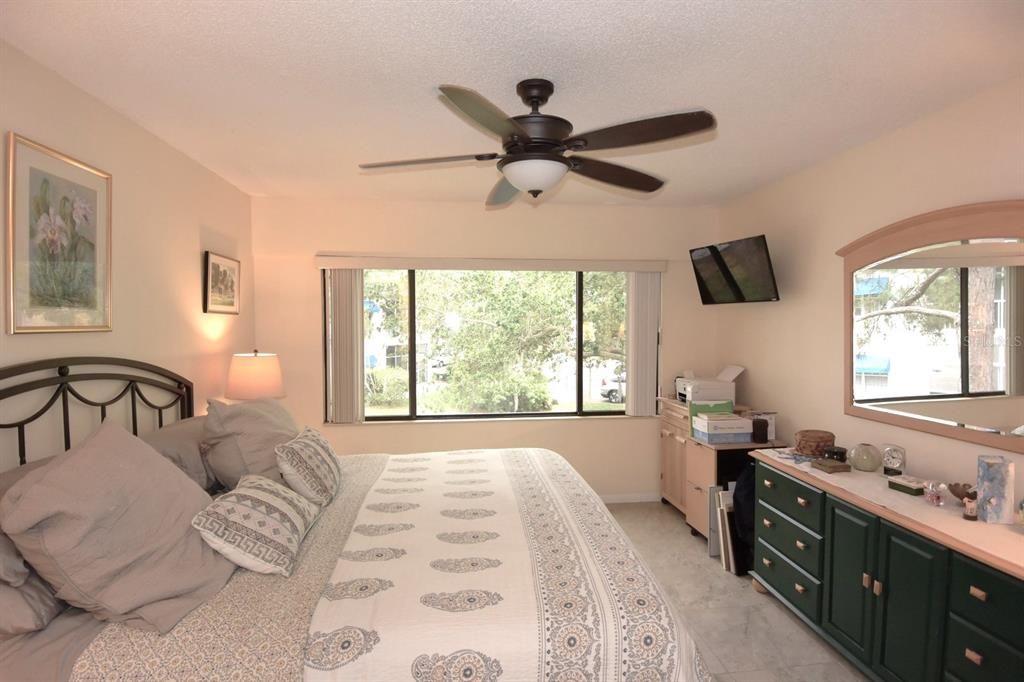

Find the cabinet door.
xmin=822 ymin=497 xmax=877 ymax=665
xmin=671 ymin=432 xmax=688 ymax=510
xmin=872 ymin=521 xmax=949 ymax=682
xmin=659 ymin=427 xmax=674 ymax=503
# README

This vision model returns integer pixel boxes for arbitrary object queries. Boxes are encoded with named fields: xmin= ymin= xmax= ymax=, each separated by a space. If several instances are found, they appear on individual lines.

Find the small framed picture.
xmin=203 ymin=251 xmax=240 ymax=314
xmin=6 ymin=132 xmax=112 ymax=333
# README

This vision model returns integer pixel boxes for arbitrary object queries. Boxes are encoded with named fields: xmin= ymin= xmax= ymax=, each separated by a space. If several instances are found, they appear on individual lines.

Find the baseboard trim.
xmin=601 ymin=493 xmax=662 ymax=504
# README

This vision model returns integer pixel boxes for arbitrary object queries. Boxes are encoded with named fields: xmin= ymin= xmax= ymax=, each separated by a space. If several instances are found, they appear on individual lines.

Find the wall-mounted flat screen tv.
xmin=689 ymin=234 xmax=780 ymax=304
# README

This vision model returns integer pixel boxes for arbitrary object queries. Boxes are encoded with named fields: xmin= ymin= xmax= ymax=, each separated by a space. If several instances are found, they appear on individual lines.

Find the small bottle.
xmin=964 ymin=497 xmax=978 ymax=521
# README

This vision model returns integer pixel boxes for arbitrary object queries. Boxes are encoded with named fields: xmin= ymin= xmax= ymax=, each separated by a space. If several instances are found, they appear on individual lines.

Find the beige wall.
xmin=251 ymin=198 xmax=720 ymax=500
xmin=0 ymin=41 xmax=254 ymax=467
xmin=714 ymin=78 xmax=1024 ymax=498
xmin=874 ymin=395 xmax=1024 ymax=433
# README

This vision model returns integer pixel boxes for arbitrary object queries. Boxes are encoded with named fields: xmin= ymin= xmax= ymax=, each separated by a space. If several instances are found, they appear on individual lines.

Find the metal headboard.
xmin=0 ymin=357 xmax=194 ymax=466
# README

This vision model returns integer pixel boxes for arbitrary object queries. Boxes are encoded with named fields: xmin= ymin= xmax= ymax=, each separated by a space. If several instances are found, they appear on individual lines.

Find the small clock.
xmin=882 ymin=445 xmax=907 ymax=477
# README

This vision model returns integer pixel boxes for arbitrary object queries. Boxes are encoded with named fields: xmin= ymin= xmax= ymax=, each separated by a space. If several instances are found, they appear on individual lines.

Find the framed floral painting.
xmin=203 ymin=251 xmax=240 ymax=314
xmin=6 ymin=133 xmax=112 ymax=333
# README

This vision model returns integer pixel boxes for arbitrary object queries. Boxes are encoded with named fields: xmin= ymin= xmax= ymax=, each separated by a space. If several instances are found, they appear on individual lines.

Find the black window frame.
xmin=855 ymin=266 xmax=1007 ymax=405
xmin=352 ymin=269 xmax=628 ymax=421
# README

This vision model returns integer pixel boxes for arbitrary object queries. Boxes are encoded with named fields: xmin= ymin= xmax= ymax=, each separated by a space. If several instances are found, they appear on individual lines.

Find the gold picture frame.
xmin=6 ymin=132 xmax=112 ymax=333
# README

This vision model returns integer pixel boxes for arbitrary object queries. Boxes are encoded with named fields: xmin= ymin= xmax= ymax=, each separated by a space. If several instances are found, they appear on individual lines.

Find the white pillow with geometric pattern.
xmin=275 ymin=428 xmax=343 ymax=505
xmin=191 ymin=475 xmax=320 ymax=577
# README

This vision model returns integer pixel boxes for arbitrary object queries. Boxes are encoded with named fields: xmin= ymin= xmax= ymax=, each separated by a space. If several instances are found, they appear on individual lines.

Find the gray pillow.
xmin=192 ymin=474 xmax=320 ymax=577
xmin=143 ymin=416 xmax=215 ymax=490
xmin=0 ymin=421 xmax=235 ymax=634
xmin=0 ymin=533 xmax=29 ymax=587
xmin=0 ymin=572 xmax=64 ymax=636
xmin=0 ymin=457 xmax=53 ymax=501
xmin=203 ymin=399 xmax=298 ymax=489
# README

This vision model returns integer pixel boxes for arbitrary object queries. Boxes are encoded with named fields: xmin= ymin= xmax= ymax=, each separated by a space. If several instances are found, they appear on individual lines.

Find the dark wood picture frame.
xmin=203 ymin=251 xmax=240 ymax=315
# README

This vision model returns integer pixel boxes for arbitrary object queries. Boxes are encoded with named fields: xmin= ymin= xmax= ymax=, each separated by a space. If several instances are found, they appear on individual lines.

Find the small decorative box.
xmin=888 ymin=475 xmax=926 ymax=496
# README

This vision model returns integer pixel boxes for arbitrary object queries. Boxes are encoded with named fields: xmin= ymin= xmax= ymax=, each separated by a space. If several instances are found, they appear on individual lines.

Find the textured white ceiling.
xmin=1 ymin=0 xmax=1022 ymax=206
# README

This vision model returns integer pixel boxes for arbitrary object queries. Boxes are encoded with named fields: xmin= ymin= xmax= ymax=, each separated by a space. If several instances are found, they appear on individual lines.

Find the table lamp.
xmin=226 ymin=350 xmax=285 ymax=400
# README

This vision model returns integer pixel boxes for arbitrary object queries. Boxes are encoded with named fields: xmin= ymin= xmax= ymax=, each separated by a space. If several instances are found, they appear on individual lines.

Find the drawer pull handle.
xmin=660 ymin=430 xmax=671 ymax=438
xmin=968 ymin=585 xmax=987 ymax=602
xmin=763 ymin=479 xmax=775 ymax=489
xmin=796 ymin=496 xmax=810 ymax=508
xmin=762 ymin=557 xmax=773 ymax=568
xmin=762 ymin=518 xmax=774 ymax=529
xmin=794 ymin=583 xmax=807 ymax=595
xmin=862 ymin=573 xmax=871 ymax=589
xmin=795 ymin=540 xmax=808 ymax=551
xmin=964 ymin=648 xmax=983 ymax=666
xmin=872 ymin=579 xmax=883 ymax=597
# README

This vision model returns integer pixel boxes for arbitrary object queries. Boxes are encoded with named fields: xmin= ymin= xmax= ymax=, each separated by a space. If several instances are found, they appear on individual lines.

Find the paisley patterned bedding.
xmin=65 ymin=448 xmax=709 ymax=681
xmin=306 ymin=448 xmax=708 ymax=681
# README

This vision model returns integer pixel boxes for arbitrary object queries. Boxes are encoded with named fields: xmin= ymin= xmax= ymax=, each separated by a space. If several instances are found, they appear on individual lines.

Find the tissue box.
xmin=977 ymin=455 xmax=1015 ymax=524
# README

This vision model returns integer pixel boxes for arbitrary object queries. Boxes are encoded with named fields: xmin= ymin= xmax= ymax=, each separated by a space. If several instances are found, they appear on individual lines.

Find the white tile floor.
xmin=608 ymin=502 xmax=868 ymax=682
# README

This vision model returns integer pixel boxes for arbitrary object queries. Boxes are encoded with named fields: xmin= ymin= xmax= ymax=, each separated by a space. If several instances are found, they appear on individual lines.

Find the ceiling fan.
xmin=359 ymin=78 xmax=716 ymax=206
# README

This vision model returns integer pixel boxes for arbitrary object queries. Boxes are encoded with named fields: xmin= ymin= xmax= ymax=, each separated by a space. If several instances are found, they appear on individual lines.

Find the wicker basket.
xmin=794 ymin=429 xmax=836 ymax=458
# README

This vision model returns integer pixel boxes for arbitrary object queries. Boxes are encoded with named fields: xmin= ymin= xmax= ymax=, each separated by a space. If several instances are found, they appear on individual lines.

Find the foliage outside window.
xmin=853 ymin=266 xmax=1007 ymax=401
xmin=362 ymin=269 xmax=627 ymax=419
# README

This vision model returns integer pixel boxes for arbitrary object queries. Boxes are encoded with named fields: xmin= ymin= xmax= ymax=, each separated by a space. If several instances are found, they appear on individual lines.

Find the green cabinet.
xmin=755 ymin=460 xmax=1022 ymax=682
xmin=872 ymin=521 xmax=948 ymax=682
xmin=822 ymin=497 xmax=877 ymax=665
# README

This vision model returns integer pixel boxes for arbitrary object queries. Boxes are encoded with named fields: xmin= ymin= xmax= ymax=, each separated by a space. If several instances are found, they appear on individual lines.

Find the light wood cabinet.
xmin=684 ymin=440 xmax=716 ymax=538
xmin=658 ymin=397 xmax=782 ymax=539
xmin=659 ymin=423 xmax=687 ymax=512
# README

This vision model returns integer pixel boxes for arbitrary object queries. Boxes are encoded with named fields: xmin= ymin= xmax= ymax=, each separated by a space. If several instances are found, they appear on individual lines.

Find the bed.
xmin=0 ymin=358 xmax=710 ymax=681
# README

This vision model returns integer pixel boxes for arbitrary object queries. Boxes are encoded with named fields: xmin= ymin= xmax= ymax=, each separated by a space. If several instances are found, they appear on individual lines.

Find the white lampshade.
xmin=226 ymin=351 xmax=285 ymax=400
xmin=500 ymin=158 xmax=569 ymax=194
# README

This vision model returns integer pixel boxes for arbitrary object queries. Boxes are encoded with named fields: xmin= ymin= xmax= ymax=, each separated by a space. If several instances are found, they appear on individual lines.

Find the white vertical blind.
xmin=1007 ymin=266 xmax=1024 ymax=396
xmin=625 ymin=272 xmax=661 ymax=417
xmin=324 ymin=269 xmax=364 ymax=424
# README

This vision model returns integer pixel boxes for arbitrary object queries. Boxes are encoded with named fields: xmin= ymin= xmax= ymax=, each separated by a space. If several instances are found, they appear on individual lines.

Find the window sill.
xmin=325 ymin=413 xmax=652 ymax=426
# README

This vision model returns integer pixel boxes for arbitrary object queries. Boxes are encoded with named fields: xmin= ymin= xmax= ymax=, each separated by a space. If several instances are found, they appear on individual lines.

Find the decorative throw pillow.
xmin=276 ymin=428 xmax=343 ymax=505
xmin=192 ymin=474 xmax=320 ymax=577
xmin=203 ymin=400 xmax=298 ymax=489
xmin=0 ymin=421 xmax=235 ymax=634
xmin=0 ymin=572 xmax=65 ymax=636
xmin=143 ymin=416 xmax=215 ymax=490
xmin=0 ymin=533 xmax=29 ymax=587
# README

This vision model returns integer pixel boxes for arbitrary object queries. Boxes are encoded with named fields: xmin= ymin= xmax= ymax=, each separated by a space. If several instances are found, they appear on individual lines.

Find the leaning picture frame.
xmin=6 ymin=132 xmax=112 ymax=333
xmin=203 ymin=251 xmax=241 ymax=314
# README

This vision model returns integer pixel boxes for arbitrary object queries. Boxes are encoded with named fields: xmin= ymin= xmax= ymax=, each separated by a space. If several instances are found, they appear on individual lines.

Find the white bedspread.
xmin=304 ymin=448 xmax=708 ymax=682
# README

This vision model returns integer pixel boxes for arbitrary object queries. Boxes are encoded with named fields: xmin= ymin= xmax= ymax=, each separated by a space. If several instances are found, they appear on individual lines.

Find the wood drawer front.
xmin=949 ymin=553 xmax=1024 ymax=651
xmin=756 ymin=501 xmax=823 ymax=578
xmin=755 ymin=538 xmax=822 ymax=623
xmin=755 ymin=461 xmax=824 ymax=533
xmin=944 ymin=613 xmax=1024 ymax=682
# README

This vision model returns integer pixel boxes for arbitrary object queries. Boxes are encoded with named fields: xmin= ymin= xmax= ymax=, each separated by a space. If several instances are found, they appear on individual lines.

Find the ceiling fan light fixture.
xmin=498 ymin=156 xmax=570 ymax=196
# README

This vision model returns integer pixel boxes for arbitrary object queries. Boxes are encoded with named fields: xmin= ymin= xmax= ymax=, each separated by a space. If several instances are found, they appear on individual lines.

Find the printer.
xmin=675 ymin=366 xmax=745 ymax=404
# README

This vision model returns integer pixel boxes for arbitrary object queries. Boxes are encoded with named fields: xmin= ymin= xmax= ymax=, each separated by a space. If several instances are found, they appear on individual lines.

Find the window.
xmin=363 ymin=269 xmax=410 ymax=417
xmin=853 ymin=266 xmax=1008 ymax=402
xmin=350 ymin=269 xmax=631 ymax=420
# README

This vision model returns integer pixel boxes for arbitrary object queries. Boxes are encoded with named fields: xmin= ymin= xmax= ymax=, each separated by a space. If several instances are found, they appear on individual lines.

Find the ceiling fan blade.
xmin=485 ymin=176 xmax=519 ymax=207
xmin=439 ymin=85 xmax=530 ymax=140
xmin=359 ymin=153 xmax=499 ymax=169
xmin=565 ymin=110 xmax=715 ymax=152
xmin=570 ymin=157 xmax=664 ymax=192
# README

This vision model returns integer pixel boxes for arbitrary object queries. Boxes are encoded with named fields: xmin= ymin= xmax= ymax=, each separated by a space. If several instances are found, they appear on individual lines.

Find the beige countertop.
xmin=752 ymin=448 xmax=1024 ymax=581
